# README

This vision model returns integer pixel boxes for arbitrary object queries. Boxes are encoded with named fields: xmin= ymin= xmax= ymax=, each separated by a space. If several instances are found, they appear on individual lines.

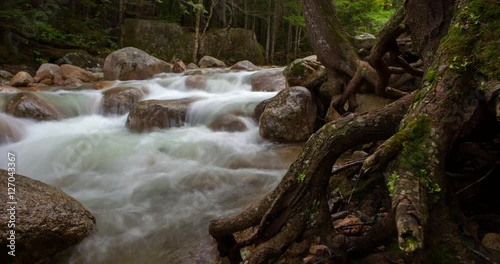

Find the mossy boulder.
xmin=199 ymin=28 xmax=265 ymax=65
xmin=121 ymin=19 xmax=264 ymax=65
xmin=283 ymin=57 xmax=326 ymax=89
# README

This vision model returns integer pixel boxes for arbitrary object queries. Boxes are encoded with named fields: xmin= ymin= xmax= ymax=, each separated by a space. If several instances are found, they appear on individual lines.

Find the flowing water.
xmin=0 ymin=69 xmax=300 ymax=263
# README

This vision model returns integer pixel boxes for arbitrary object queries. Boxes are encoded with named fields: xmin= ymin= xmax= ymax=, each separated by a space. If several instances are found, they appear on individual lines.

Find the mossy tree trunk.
xmin=209 ymin=0 xmax=499 ymax=262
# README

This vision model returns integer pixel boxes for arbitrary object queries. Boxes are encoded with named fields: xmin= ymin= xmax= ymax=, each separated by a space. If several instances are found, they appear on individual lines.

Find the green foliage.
xmin=283 ymin=0 xmax=305 ymax=28
xmin=335 ymin=0 xmax=395 ymax=34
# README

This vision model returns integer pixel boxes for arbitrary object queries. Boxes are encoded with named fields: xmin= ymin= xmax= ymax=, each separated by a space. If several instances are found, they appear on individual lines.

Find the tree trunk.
xmin=193 ymin=0 xmax=203 ymax=63
xmin=264 ymin=0 xmax=271 ymax=62
xmin=270 ymin=0 xmax=282 ymax=64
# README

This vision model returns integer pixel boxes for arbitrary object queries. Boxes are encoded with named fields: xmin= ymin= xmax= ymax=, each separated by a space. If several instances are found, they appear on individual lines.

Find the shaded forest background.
xmin=0 ymin=0 xmax=402 ymax=65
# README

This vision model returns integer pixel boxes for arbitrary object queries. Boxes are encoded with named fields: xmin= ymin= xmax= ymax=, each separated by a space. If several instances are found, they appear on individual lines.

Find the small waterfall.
xmin=0 ymin=68 xmax=297 ymax=264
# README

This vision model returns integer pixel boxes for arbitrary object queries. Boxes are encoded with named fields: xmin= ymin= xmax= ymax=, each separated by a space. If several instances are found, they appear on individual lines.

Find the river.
xmin=0 ymin=69 xmax=299 ymax=263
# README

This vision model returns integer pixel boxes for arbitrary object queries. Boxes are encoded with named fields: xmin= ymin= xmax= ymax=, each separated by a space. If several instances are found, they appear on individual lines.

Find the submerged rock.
xmin=6 ymin=92 xmax=62 ymax=121
xmin=103 ymin=47 xmax=172 ymax=81
xmin=0 ymin=86 xmax=21 ymax=94
xmin=0 ymin=114 xmax=24 ymax=143
xmin=126 ymin=98 xmax=198 ymax=132
xmin=0 ymin=170 xmax=96 ymax=264
xmin=209 ymin=114 xmax=247 ymax=132
xmin=259 ymin=87 xmax=317 ymax=142
xmin=251 ymin=68 xmax=287 ymax=92
xmin=101 ymin=86 xmax=146 ymax=115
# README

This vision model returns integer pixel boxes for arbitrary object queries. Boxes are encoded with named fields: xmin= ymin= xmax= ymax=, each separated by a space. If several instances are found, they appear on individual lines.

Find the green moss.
xmin=440 ymin=0 xmax=500 ymax=79
xmin=297 ymin=172 xmax=306 ymax=183
xmin=392 ymin=115 xmax=441 ymax=194
xmin=289 ymin=62 xmax=307 ymax=76
xmin=426 ymin=69 xmax=437 ymax=83
xmin=387 ymin=171 xmax=399 ymax=196
xmin=401 ymin=235 xmax=419 ymax=252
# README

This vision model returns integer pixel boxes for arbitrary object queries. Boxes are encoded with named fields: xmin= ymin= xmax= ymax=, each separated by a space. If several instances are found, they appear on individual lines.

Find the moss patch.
xmin=440 ymin=0 xmax=500 ymax=79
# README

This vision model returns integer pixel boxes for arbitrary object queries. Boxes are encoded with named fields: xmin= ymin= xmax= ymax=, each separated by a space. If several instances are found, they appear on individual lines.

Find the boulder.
xmin=198 ymin=55 xmax=226 ymax=68
xmin=126 ymin=98 xmax=198 ymax=132
xmin=259 ymin=87 xmax=317 ymax=142
xmin=122 ymin=19 xmax=264 ymax=65
xmin=0 ymin=70 xmax=13 ymax=85
xmin=53 ymin=74 xmax=65 ymax=86
xmin=59 ymin=64 xmax=97 ymax=83
xmin=230 ymin=60 xmax=259 ymax=71
xmin=0 ymin=170 xmax=96 ymax=263
xmin=61 ymin=52 xmax=105 ymax=72
xmin=101 ymin=86 xmax=145 ymax=115
xmin=187 ymin=63 xmax=199 ymax=69
xmin=63 ymin=77 xmax=84 ymax=87
xmin=209 ymin=114 xmax=248 ymax=132
xmin=353 ymin=33 xmax=377 ymax=50
xmin=33 ymin=70 xmax=54 ymax=83
xmin=199 ymin=27 xmax=265 ymax=65
xmin=482 ymin=233 xmax=500 ymax=251
xmin=103 ymin=47 xmax=172 ymax=81
xmin=36 ymin=63 xmax=60 ymax=75
xmin=172 ymin=60 xmax=187 ymax=73
xmin=9 ymin=71 xmax=33 ymax=87
xmin=283 ymin=57 xmax=326 ymax=89
xmin=6 ymin=92 xmax=62 ymax=121
xmin=251 ymin=69 xmax=287 ymax=92
xmin=253 ymin=98 xmax=271 ymax=120
xmin=0 ymin=86 xmax=21 ymax=94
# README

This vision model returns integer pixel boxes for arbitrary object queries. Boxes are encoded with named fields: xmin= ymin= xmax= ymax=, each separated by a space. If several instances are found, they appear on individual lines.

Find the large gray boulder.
xmin=0 ymin=170 xmax=96 ymax=263
xmin=6 ymin=92 xmax=62 ymax=121
xmin=126 ymin=98 xmax=198 ymax=132
xmin=101 ymin=86 xmax=146 ymax=115
xmin=103 ymin=47 xmax=172 ymax=81
xmin=283 ymin=57 xmax=326 ymax=89
xmin=259 ymin=87 xmax=317 ymax=142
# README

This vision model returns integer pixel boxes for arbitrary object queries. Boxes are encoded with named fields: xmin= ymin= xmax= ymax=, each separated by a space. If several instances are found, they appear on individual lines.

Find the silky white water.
xmin=0 ymin=69 xmax=297 ymax=263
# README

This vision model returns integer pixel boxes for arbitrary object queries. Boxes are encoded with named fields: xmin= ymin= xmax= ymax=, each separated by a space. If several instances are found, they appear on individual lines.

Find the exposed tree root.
xmin=209 ymin=95 xmax=413 ymax=263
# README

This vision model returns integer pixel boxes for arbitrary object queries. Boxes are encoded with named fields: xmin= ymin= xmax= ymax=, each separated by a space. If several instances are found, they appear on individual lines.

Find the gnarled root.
xmin=209 ymin=95 xmax=413 ymax=263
